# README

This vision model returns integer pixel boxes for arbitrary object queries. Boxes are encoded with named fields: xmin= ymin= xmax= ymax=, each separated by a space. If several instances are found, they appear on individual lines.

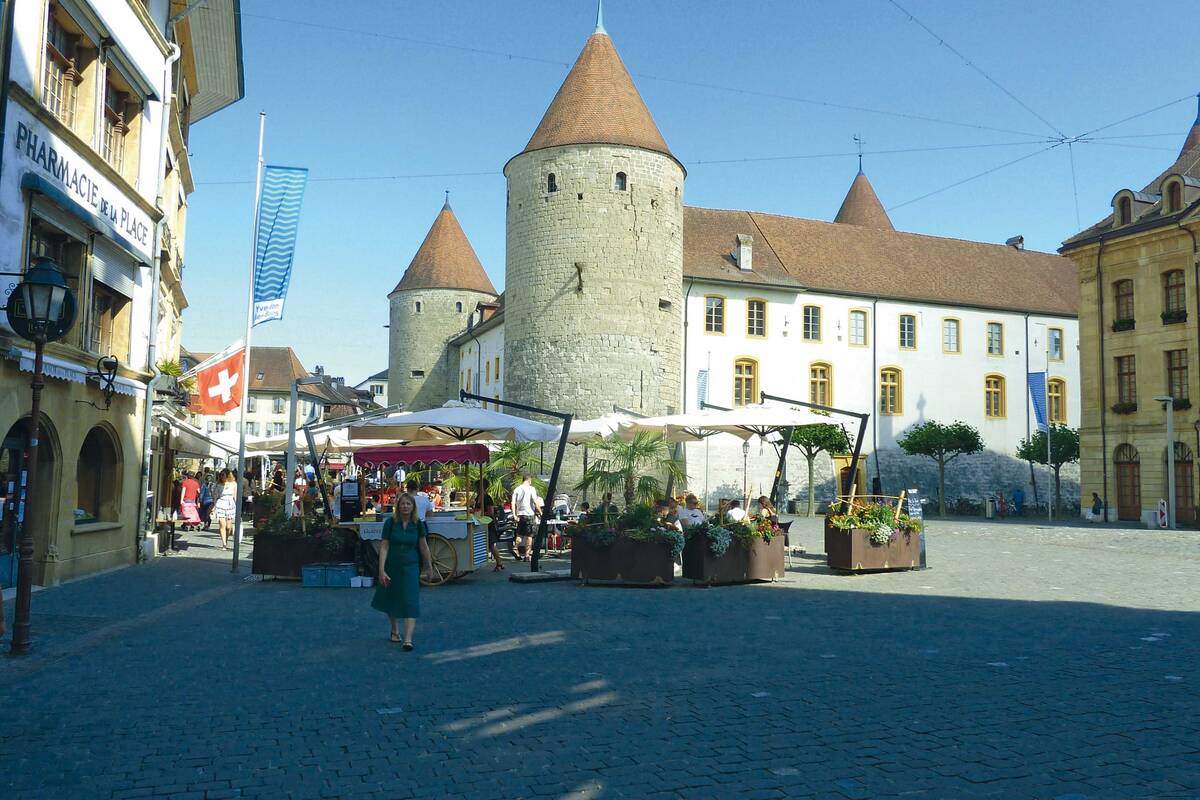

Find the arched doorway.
xmin=1114 ymin=444 xmax=1140 ymax=522
xmin=1170 ymin=442 xmax=1195 ymax=525
xmin=0 ymin=417 xmax=59 ymax=588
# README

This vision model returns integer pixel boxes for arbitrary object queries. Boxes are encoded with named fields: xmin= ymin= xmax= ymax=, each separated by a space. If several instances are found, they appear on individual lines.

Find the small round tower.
xmin=502 ymin=11 xmax=684 ymax=422
xmin=387 ymin=200 xmax=497 ymax=410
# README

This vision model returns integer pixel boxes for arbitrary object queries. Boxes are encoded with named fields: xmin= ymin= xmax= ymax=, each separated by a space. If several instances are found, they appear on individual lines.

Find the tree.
xmin=1016 ymin=425 xmax=1080 ymax=514
xmin=789 ymin=423 xmax=851 ymax=516
xmin=445 ymin=442 xmax=547 ymax=507
xmin=576 ymin=432 xmax=687 ymax=510
xmin=897 ymin=420 xmax=984 ymax=516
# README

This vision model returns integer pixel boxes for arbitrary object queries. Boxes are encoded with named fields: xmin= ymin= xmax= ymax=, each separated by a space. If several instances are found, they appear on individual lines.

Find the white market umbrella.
xmin=691 ymin=403 xmax=842 ymax=440
xmin=245 ymin=429 xmax=390 ymax=456
xmin=349 ymin=401 xmax=561 ymax=443
xmin=561 ymin=413 xmax=636 ymax=444
xmin=617 ymin=409 xmax=755 ymax=442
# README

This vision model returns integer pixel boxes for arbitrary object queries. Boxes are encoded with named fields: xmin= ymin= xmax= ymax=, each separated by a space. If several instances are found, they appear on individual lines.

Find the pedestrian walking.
xmin=199 ymin=470 xmax=216 ymax=530
xmin=510 ymin=474 xmax=539 ymax=560
xmin=179 ymin=471 xmax=202 ymax=530
xmin=213 ymin=469 xmax=238 ymax=549
xmin=371 ymin=493 xmax=433 ymax=650
xmin=1086 ymin=492 xmax=1105 ymax=522
xmin=483 ymin=492 xmax=505 ymax=572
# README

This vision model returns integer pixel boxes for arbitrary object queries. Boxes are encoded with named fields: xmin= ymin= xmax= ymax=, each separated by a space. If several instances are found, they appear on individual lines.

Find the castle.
xmin=387 ymin=11 xmax=1081 ymax=508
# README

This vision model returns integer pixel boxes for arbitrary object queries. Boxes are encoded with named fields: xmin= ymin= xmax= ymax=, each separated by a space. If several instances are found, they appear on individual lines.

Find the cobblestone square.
xmin=1 ymin=517 xmax=1197 ymax=799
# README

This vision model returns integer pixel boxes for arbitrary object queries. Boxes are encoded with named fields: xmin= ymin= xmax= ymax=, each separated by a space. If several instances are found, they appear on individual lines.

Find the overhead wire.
xmin=887 ymin=143 xmax=1063 ymax=211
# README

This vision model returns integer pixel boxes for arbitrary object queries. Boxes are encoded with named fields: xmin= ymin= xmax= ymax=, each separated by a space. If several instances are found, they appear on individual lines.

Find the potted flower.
xmin=683 ymin=516 xmax=785 ymax=585
xmin=569 ymin=504 xmax=681 ymax=585
xmin=824 ymin=501 xmax=920 ymax=572
xmin=251 ymin=511 xmax=354 ymax=578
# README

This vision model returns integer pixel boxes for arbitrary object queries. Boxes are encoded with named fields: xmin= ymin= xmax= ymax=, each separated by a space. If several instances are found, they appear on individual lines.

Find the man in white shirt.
xmin=405 ymin=479 xmax=432 ymax=521
xmin=510 ymin=475 xmax=540 ymax=561
xmin=725 ymin=500 xmax=747 ymax=523
xmin=677 ymin=494 xmax=707 ymax=528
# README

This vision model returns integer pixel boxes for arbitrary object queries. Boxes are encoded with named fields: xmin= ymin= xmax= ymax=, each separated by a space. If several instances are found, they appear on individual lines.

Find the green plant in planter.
xmin=704 ymin=526 xmax=732 ymax=557
xmin=616 ymin=504 xmax=656 ymax=532
xmin=828 ymin=503 xmax=918 ymax=546
xmin=581 ymin=525 xmax=617 ymax=548
xmin=625 ymin=526 xmax=685 ymax=561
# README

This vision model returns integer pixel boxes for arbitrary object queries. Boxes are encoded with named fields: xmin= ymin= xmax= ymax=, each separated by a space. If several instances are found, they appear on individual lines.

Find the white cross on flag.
xmin=193 ymin=348 xmax=246 ymax=415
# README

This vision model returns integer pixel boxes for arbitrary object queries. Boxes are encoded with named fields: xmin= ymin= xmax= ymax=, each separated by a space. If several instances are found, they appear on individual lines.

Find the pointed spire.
xmin=595 ymin=0 xmax=606 ymax=35
xmin=392 ymin=201 xmax=497 ymax=295
xmin=518 ymin=25 xmax=673 ymax=160
xmin=853 ymin=134 xmax=865 ymax=175
xmin=834 ymin=169 xmax=894 ymax=231
xmin=1182 ymin=92 xmax=1200 ymax=158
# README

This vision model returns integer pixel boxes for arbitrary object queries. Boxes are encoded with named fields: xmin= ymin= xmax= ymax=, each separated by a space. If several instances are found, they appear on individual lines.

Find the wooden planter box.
xmin=824 ymin=518 xmax=919 ymax=572
xmin=682 ymin=534 xmax=785 ymax=585
xmin=571 ymin=536 xmax=674 ymax=585
xmin=253 ymin=496 xmax=281 ymax=530
xmin=251 ymin=530 xmax=354 ymax=578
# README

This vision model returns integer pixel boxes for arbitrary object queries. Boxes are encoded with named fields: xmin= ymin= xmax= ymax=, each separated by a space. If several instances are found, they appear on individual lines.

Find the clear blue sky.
xmin=181 ymin=0 xmax=1199 ymax=384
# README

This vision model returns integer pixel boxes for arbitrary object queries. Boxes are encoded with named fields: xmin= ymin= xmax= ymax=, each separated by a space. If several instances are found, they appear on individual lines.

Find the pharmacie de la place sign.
xmin=11 ymin=111 xmax=153 ymax=262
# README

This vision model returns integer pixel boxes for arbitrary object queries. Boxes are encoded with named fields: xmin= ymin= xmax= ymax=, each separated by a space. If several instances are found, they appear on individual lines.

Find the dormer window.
xmin=1117 ymin=195 xmax=1132 ymax=226
xmin=1167 ymin=181 xmax=1183 ymax=213
xmin=614 ymin=171 xmax=627 ymax=191
xmin=547 ymin=173 xmax=557 ymax=193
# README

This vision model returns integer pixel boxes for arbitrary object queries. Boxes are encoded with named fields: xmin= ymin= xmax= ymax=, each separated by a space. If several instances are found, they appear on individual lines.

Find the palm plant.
xmin=576 ymin=432 xmax=687 ymax=509
xmin=444 ymin=442 xmax=549 ymax=507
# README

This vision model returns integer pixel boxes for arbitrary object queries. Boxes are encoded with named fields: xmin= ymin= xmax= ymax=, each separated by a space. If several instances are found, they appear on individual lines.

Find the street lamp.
xmin=742 ymin=439 xmax=751 ymax=505
xmin=5 ymin=257 xmax=77 ymax=655
xmin=1154 ymin=395 xmax=1176 ymax=529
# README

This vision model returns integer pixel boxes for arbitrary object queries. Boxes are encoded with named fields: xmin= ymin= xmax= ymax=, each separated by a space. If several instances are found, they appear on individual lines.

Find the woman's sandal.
xmin=402 ymin=641 xmax=414 ymax=652
xmin=390 ymin=633 xmax=401 ymax=643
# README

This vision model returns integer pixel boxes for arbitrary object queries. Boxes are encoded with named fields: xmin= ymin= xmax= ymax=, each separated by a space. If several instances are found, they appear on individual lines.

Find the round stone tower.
xmin=502 ymin=13 xmax=684 ymax=423
xmin=387 ymin=200 xmax=497 ymax=411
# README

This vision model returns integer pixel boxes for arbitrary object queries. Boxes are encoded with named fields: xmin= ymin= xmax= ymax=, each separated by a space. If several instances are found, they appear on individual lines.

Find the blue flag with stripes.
xmin=252 ymin=165 xmax=308 ymax=326
xmin=1028 ymin=371 xmax=1048 ymax=433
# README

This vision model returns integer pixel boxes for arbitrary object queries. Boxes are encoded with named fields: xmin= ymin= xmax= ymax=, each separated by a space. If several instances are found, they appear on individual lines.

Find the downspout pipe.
xmin=1096 ymin=239 xmax=1108 ymax=522
xmin=871 ymin=297 xmax=881 ymax=494
xmin=0 ymin=0 xmax=17 ymax=184
xmin=1024 ymin=313 xmax=1039 ymax=507
xmin=138 ymin=40 xmax=182 ymax=552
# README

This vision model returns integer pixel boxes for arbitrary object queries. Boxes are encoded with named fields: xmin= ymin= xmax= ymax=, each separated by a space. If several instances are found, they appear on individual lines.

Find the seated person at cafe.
xmin=577 ymin=502 xmax=591 ymax=523
xmin=591 ymin=492 xmax=619 ymax=519
xmin=677 ymin=494 xmax=707 ymax=528
xmin=654 ymin=497 xmax=682 ymax=531
xmin=756 ymin=495 xmax=779 ymax=525
xmin=725 ymin=500 xmax=747 ymax=523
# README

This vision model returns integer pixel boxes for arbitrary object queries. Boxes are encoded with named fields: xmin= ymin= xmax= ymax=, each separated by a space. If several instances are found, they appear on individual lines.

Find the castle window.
xmin=809 ymin=362 xmax=832 ymax=406
xmin=1048 ymin=378 xmax=1066 ymax=424
xmin=1048 ymin=327 xmax=1064 ymax=361
xmin=746 ymin=299 xmax=766 ymax=337
xmin=733 ymin=358 xmax=758 ymax=407
xmin=849 ymin=310 xmax=868 ymax=346
xmin=705 ymin=296 xmax=725 ymax=334
xmin=614 ymin=172 xmax=627 ymax=191
xmin=942 ymin=318 xmax=961 ymax=354
xmin=414 ymin=301 xmax=422 ymax=313
xmin=984 ymin=375 xmax=1006 ymax=419
xmin=879 ymin=368 xmax=902 ymax=415
xmin=456 ymin=302 xmax=463 ymax=313
xmin=411 ymin=370 xmax=424 ymax=379
xmin=1117 ymin=196 xmax=1131 ymax=225
xmin=986 ymin=322 xmax=1003 ymax=355
xmin=495 ymin=356 xmax=500 ymax=378
xmin=1167 ymin=181 xmax=1182 ymax=213
xmin=547 ymin=173 xmax=557 ymax=193
xmin=485 ymin=360 xmax=490 ymax=384
xmin=899 ymin=314 xmax=916 ymax=349
xmin=802 ymin=305 xmax=821 ymax=341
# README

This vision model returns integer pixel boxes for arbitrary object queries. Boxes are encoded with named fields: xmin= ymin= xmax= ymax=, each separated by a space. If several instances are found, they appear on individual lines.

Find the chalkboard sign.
xmin=906 ymin=488 xmax=928 ymax=569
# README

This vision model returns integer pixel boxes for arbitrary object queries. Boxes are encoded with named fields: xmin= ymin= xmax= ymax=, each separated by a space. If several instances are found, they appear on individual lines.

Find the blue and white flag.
xmin=1028 ymin=371 xmax=1048 ymax=432
xmin=252 ymin=165 xmax=308 ymax=326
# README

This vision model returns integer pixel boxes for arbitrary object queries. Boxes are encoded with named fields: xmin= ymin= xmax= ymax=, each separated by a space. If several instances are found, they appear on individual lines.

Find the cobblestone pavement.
xmin=1 ymin=518 xmax=1197 ymax=799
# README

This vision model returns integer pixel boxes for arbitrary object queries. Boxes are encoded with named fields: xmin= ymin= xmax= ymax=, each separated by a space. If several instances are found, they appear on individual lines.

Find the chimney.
xmin=1005 ymin=235 xmax=1024 ymax=250
xmin=734 ymin=234 xmax=753 ymax=271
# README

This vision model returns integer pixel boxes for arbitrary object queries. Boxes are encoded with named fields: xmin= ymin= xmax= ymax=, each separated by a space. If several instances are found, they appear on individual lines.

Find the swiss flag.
xmin=192 ymin=349 xmax=246 ymax=415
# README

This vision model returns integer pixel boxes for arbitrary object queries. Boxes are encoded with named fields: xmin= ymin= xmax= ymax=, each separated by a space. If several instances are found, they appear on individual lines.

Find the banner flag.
xmin=191 ymin=347 xmax=247 ymax=415
xmin=252 ymin=165 xmax=308 ymax=326
xmin=1028 ymin=371 xmax=1048 ymax=433
xmin=180 ymin=339 xmax=244 ymax=380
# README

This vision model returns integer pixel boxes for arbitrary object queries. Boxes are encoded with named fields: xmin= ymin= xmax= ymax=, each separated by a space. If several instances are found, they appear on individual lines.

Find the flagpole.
xmin=1046 ymin=332 xmax=1053 ymax=523
xmin=232 ymin=112 xmax=266 ymax=573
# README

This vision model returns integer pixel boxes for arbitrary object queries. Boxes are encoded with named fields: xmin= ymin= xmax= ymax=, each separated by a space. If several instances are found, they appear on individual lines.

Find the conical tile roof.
xmin=833 ymin=171 xmax=894 ymax=231
xmin=519 ymin=31 xmax=673 ymax=160
xmin=392 ymin=202 xmax=496 ymax=295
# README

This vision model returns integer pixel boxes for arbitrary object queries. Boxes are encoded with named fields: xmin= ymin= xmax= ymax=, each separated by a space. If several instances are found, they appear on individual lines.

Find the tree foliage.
xmin=789 ymin=423 xmax=852 ymax=515
xmin=897 ymin=420 xmax=983 ymax=516
xmin=1016 ymin=425 xmax=1080 ymax=514
xmin=576 ymin=432 xmax=687 ymax=508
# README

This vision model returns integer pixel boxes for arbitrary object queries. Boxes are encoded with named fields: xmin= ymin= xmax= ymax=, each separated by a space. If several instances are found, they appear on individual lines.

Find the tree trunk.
xmin=806 ymin=456 xmax=816 ymax=517
xmin=937 ymin=458 xmax=947 ymax=516
xmin=1053 ymin=465 xmax=1062 ymax=515
xmin=624 ymin=474 xmax=635 ymax=509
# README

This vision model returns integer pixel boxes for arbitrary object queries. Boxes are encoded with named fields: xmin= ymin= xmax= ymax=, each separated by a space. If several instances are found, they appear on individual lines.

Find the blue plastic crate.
xmin=301 ymin=564 xmax=327 ymax=587
xmin=325 ymin=563 xmax=356 ymax=588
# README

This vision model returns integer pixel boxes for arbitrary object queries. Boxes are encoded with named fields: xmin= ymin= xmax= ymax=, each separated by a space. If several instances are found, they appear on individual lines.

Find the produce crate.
xmin=325 ymin=563 xmax=356 ymax=588
xmin=301 ymin=564 xmax=327 ymax=587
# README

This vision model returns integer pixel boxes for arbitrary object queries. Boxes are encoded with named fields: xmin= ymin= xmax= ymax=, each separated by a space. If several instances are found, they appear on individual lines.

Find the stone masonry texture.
xmin=389 ymin=287 xmax=496 ymax=411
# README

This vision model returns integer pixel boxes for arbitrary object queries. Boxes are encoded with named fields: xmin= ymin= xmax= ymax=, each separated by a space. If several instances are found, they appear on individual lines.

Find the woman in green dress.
xmin=371 ymin=493 xmax=433 ymax=650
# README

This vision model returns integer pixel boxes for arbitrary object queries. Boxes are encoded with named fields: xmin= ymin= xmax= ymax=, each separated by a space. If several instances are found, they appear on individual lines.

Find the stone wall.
xmin=388 ymin=287 xmax=495 ymax=411
xmin=502 ymin=144 xmax=684 ymax=428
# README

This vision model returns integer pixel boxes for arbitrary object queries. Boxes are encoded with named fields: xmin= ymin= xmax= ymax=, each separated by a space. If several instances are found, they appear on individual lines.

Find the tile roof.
xmin=683 ymin=206 xmax=1078 ymax=316
xmin=187 ymin=346 xmax=310 ymax=394
xmin=1063 ymin=103 xmax=1200 ymax=247
xmin=392 ymin=201 xmax=497 ymax=295
xmin=517 ymin=31 xmax=674 ymax=162
xmin=833 ymin=171 xmax=894 ymax=230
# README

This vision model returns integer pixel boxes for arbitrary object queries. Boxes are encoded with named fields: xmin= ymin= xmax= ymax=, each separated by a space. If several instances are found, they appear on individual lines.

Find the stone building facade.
xmin=392 ymin=15 xmax=1082 ymax=509
xmin=1061 ymin=105 xmax=1200 ymax=526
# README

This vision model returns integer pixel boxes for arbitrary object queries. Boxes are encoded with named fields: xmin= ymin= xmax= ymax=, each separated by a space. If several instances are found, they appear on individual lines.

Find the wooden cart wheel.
xmin=421 ymin=533 xmax=458 ymax=586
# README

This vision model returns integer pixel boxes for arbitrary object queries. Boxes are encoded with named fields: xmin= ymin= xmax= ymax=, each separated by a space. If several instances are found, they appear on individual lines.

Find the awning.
xmin=354 ymin=443 xmax=490 ymax=466
xmin=153 ymin=410 xmax=238 ymax=458
xmin=10 ymin=347 xmax=145 ymax=397
xmin=185 ymin=0 xmax=246 ymax=122
xmin=21 ymin=173 xmax=150 ymax=264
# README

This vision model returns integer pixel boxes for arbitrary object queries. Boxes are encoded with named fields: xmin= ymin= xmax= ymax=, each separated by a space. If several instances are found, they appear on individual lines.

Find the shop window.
xmin=849 ymin=309 xmax=868 ymax=346
xmin=733 ymin=358 xmax=758 ymax=407
xmin=88 ymin=282 xmax=131 ymax=361
xmin=899 ymin=314 xmax=916 ymax=349
xmin=747 ymin=299 xmax=766 ymax=337
xmin=614 ymin=172 xmax=627 ymax=191
xmin=1048 ymin=327 xmax=1064 ymax=361
xmin=1048 ymin=378 xmax=1066 ymax=424
xmin=76 ymin=426 xmax=120 ymax=523
xmin=705 ymin=296 xmax=725 ymax=334
xmin=809 ymin=362 xmax=832 ymax=406
xmin=28 ymin=218 xmax=87 ymax=349
xmin=984 ymin=375 xmax=1006 ymax=419
xmin=879 ymin=368 xmax=902 ymax=415
xmin=802 ymin=305 xmax=821 ymax=341
xmin=986 ymin=322 xmax=1003 ymax=355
